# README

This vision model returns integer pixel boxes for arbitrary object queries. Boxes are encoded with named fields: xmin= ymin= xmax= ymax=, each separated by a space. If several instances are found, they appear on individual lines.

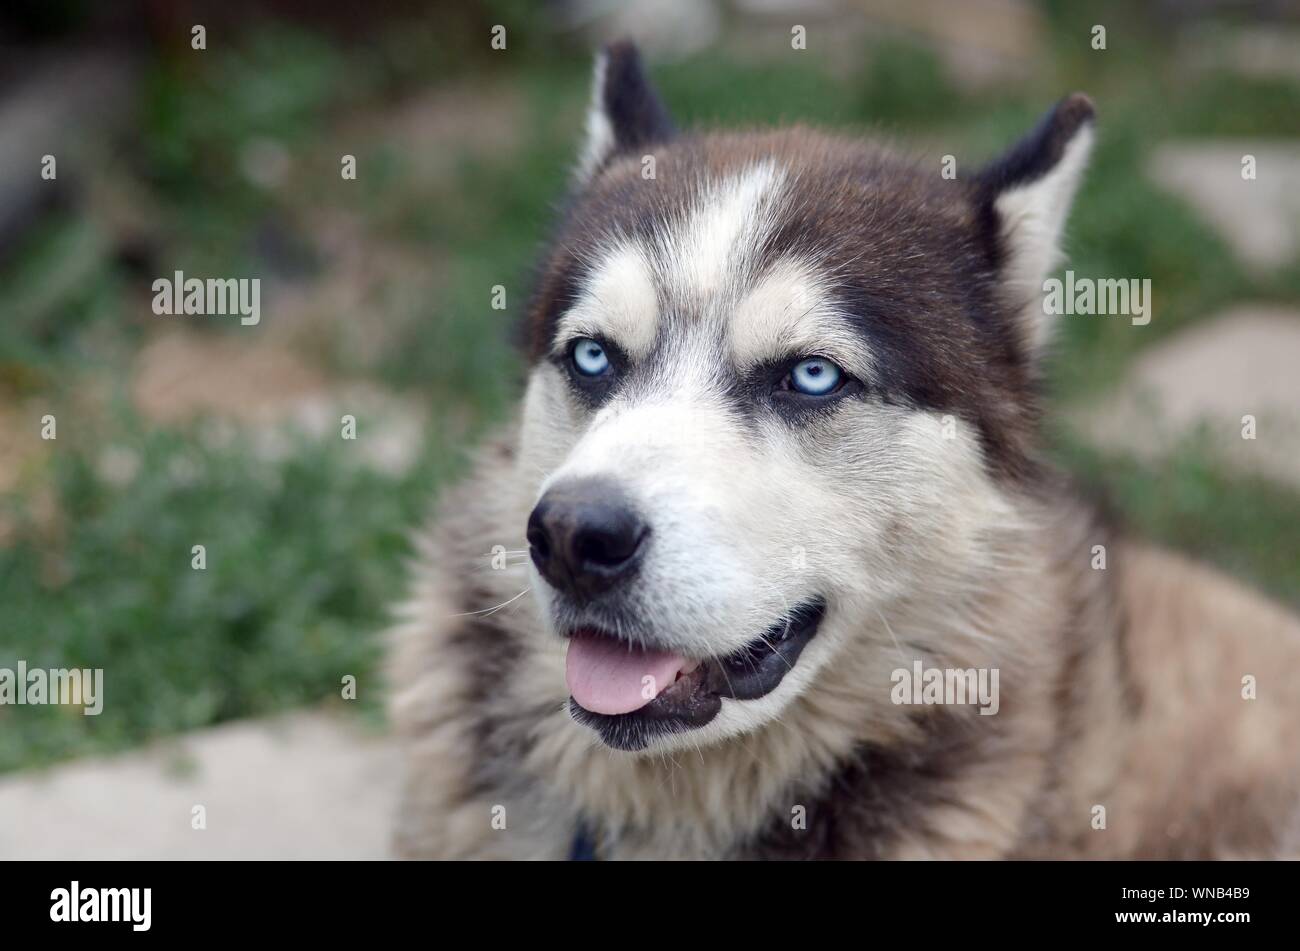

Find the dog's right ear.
xmin=575 ymin=41 xmax=675 ymax=184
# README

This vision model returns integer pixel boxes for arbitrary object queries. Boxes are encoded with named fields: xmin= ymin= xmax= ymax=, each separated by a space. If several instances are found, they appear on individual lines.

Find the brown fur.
xmin=389 ymin=425 xmax=1300 ymax=859
xmin=389 ymin=59 xmax=1300 ymax=858
xmin=529 ymin=129 xmax=1041 ymax=479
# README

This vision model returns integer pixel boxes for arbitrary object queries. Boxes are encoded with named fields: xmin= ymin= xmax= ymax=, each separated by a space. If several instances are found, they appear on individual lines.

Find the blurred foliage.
xmin=1 ymin=0 xmax=1298 ymax=770
xmin=0 ymin=411 xmax=470 ymax=772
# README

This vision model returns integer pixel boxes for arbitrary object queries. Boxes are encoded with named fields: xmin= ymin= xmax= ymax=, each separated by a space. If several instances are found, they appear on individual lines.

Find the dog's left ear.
xmin=976 ymin=94 xmax=1095 ymax=354
xmin=575 ymin=41 xmax=675 ymax=183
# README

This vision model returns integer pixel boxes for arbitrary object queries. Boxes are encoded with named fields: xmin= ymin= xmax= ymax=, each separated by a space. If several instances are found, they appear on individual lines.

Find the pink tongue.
xmin=566 ymin=633 xmax=688 ymax=715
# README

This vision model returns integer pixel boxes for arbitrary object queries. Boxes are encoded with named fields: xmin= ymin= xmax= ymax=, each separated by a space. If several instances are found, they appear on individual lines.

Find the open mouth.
xmin=566 ymin=598 xmax=827 ymax=751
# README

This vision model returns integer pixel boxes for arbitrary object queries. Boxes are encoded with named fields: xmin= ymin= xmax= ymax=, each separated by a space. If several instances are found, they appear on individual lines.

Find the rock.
xmin=1148 ymin=142 xmax=1300 ymax=271
xmin=131 ymin=330 xmax=427 ymax=476
xmin=0 ymin=51 xmax=133 ymax=250
xmin=1072 ymin=306 xmax=1300 ymax=488
xmin=0 ymin=712 xmax=400 ymax=860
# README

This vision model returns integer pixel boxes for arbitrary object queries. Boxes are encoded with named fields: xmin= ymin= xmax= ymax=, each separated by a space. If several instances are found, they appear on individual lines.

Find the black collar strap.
xmin=568 ymin=821 xmax=599 ymax=861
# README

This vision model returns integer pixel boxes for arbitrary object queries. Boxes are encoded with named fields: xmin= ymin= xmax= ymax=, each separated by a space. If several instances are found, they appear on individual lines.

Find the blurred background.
xmin=1 ymin=0 xmax=1298 ymax=856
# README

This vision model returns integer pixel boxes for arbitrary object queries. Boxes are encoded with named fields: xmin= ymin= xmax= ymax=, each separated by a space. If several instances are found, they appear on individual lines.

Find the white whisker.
xmin=448 ymin=587 xmax=532 ymax=618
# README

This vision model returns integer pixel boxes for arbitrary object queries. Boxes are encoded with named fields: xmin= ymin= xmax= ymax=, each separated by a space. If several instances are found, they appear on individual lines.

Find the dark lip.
xmin=568 ymin=598 xmax=827 ymax=751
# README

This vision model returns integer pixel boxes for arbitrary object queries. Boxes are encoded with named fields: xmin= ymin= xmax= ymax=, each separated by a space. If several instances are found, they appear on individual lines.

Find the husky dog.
xmin=390 ymin=43 xmax=1300 ymax=859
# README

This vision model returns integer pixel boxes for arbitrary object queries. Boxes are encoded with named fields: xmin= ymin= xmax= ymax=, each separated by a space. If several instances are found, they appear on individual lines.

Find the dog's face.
xmin=518 ymin=43 xmax=1094 ymax=753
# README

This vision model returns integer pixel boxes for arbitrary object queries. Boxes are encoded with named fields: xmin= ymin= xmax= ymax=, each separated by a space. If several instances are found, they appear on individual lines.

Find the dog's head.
xmin=518 ymin=42 xmax=1093 ymax=752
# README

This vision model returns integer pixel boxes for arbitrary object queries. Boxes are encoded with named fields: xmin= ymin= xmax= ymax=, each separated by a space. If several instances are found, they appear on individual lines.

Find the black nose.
xmin=527 ymin=479 xmax=648 ymax=599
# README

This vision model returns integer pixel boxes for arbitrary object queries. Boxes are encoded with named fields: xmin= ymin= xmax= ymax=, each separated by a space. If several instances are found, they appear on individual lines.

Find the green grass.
xmin=0 ymin=408 xmax=474 ymax=772
xmin=1 ymin=2 xmax=1298 ymax=772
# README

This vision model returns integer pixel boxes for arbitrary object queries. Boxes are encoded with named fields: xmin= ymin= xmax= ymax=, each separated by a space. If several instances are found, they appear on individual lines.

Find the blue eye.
xmin=572 ymin=338 xmax=611 ymax=377
xmin=788 ymin=357 xmax=842 ymax=396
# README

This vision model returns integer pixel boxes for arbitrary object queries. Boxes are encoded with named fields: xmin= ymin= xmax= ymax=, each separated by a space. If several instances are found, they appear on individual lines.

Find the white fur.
xmin=554 ymin=244 xmax=660 ymax=360
xmin=575 ymin=51 xmax=615 ymax=183
xmin=669 ymin=161 xmax=786 ymax=302
xmin=392 ymin=84 xmax=1300 ymax=860
xmin=993 ymin=125 xmax=1095 ymax=353
xmin=521 ymin=166 xmax=1021 ymax=755
xmin=729 ymin=257 xmax=876 ymax=379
